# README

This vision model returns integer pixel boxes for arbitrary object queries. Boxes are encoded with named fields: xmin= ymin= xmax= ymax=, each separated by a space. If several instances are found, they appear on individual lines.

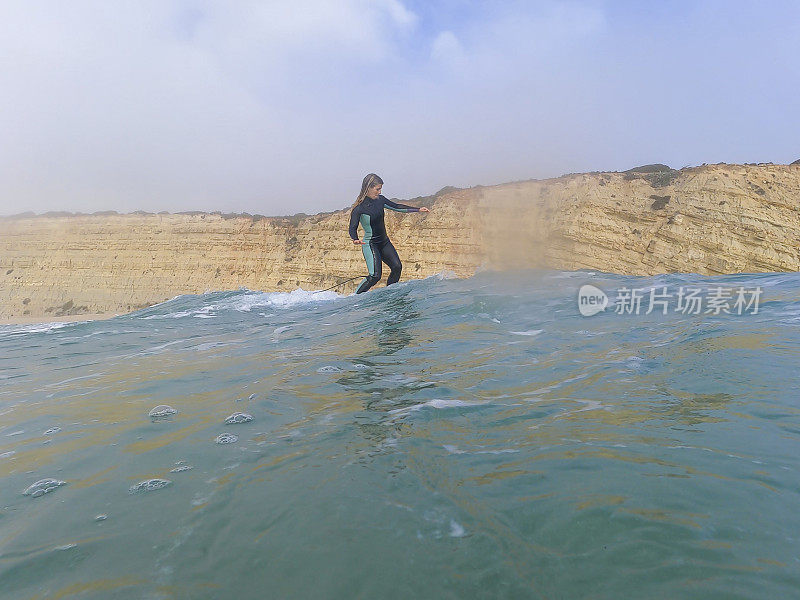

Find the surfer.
xmin=349 ymin=173 xmax=430 ymax=294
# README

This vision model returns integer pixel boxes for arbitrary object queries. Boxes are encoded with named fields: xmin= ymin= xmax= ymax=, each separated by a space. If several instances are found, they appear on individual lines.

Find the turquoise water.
xmin=1 ymin=269 xmax=799 ymax=599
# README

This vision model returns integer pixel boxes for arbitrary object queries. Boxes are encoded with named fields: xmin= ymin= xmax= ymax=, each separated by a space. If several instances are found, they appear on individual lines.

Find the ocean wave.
xmin=132 ymin=274 xmax=465 ymax=320
xmin=0 ymin=320 xmax=78 ymax=338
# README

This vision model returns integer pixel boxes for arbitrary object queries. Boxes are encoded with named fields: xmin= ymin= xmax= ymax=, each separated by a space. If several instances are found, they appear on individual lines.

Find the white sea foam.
xmin=509 ymin=329 xmax=543 ymax=336
xmin=136 ymin=278 xmax=414 ymax=321
xmin=477 ymin=313 xmax=503 ymax=323
xmin=189 ymin=340 xmax=242 ymax=352
xmin=139 ymin=340 xmax=184 ymax=355
xmin=149 ymin=405 xmax=178 ymax=419
xmin=425 ymin=270 xmax=458 ymax=281
xmin=23 ymin=478 xmax=67 ymax=498
xmin=443 ymin=444 xmax=466 ymax=454
xmin=443 ymin=444 xmax=518 ymax=455
xmin=224 ymin=412 xmax=254 ymax=425
xmin=140 ymin=310 xmax=193 ymax=320
xmin=217 ymin=288 xmax=343 ymax=312
xmin=0 ymin=321 xmax=76 ymax=337
xmin=389 ymin=398 xmax=487 ymax=416
xmin=129 ymin=479 xmax=172 ymax=493
xmin=54 ymin=543 xmax=77 ymax=551
xmin=426 ymin=399 xmax=484 ymax=409
xmin=449 ymin=520 xmax=466 ymax=537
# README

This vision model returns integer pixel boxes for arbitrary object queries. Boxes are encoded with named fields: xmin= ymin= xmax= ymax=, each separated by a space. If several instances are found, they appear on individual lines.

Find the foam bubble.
xmin=443 ymin=445 xmax=466 ymax=454
xmin=215 ymin=433 xmax=238 ymax=444
xmin=129 ymin=479 xmax=172 ymax=493
xmin=317 ymin=365 xmax=342 ymax=373
xmin=389 ymin=398 xmax=486 ymax=415
xmin=44 ymin=427 xmax=61 ymax=435
xmin=149 ymin=405 xmax=178 ymax=419
xmin=95 ymin=514 xmax=108 ymax=521
xmin=429 ymin=270 xmax=458 ymax=280
xmin=23 ymin=478 xmax=67 ymax=498
xmin=449 ymin=520 xmax=467 ymax=537
xmin=55 ymin=543 xmax=77 ymax=551
xmin=224 ymin=412 xmax=253 ymax=425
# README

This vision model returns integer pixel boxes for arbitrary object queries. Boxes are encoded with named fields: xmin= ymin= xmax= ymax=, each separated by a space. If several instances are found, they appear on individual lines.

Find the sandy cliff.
xmin=2 ymin=163 xmax=799 ymax=320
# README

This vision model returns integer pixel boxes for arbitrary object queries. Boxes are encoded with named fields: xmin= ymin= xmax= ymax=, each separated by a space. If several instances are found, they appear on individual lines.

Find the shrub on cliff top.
xmin=624 ymin=163 xmax=673 ymax=173
xmin=623 ymin=164 xmax=680 ymax=188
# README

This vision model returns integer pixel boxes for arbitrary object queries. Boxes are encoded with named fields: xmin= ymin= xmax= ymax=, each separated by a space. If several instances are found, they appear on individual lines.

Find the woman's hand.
xmin=352 ymin=239 xmax=365 ymax=245
xmin=419 ymin=207 xmax=430 ymax=212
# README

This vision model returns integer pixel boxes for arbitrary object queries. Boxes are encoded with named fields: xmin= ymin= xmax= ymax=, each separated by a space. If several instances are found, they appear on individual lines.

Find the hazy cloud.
xmin=0 ymin=0 xmax=798 ymax=216
xmin=431 ymin=31 xmax=464 ymax=68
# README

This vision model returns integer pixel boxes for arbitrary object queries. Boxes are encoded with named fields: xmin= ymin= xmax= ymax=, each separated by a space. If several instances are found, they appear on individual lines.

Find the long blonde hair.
xmin=352 ymin=173 xmax=384 ymax=207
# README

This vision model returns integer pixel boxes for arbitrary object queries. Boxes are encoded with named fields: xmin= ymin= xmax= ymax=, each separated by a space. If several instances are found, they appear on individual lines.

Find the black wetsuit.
xmin=349 ymin=194 xmax=420 ymax=294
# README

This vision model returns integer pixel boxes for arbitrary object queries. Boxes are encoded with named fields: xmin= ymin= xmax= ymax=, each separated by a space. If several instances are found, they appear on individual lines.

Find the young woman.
xmin=349 ymin=173 xmax=430 ymax=294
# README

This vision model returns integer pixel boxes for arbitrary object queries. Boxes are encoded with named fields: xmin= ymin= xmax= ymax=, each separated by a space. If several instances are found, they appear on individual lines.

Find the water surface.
xmin=1 ymin=269 xmax=799 ymax=599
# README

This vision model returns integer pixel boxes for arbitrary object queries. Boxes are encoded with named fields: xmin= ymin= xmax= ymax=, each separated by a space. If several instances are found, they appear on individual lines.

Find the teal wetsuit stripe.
xmin=359 ymin=214 xmax=375 ymax=289
xmin=362 ymin=243 xmax=376 ymax=275
xmin=359 ymin=214 xmax=373 ymax=243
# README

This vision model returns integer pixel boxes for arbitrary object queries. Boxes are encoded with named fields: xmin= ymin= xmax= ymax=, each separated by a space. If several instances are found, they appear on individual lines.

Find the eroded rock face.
xmin=2 ymin=163 xmax=799 ymax=320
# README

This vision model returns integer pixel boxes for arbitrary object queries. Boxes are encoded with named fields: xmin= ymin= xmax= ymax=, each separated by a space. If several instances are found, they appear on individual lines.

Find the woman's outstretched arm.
xmin=381 ymin=194 xmax=423 ymax=213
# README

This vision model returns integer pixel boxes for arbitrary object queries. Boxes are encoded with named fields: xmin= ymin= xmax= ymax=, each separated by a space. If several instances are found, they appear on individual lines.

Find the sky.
xmin=1 ymin=0 xmax=798 ymax=216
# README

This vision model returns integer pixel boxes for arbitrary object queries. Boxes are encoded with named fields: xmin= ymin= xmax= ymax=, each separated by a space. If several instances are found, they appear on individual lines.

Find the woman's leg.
xmin=381 ymin=240 xmax=403 ymax=286
xmin=356 ymin=241 xmax=383 ymax=293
